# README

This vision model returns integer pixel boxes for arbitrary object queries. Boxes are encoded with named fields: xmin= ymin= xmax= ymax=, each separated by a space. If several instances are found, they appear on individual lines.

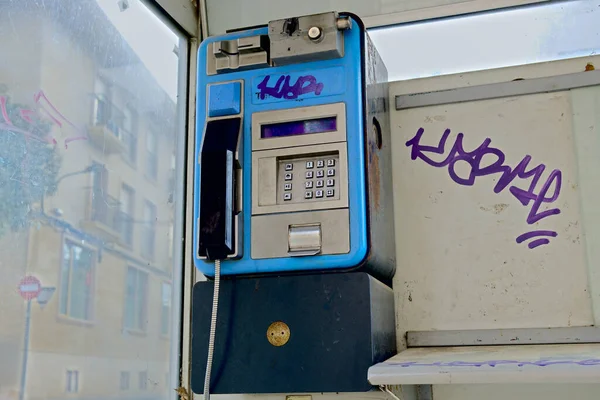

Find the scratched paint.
xmin=392 ymin=359 xmax=600 ymax=367
xmin=405 ymin=127 xmax=562 ymax=249
xmin=256 ymin=74 xmax=324 ymax=100
xmin=0 ymin=90 xmax=88 ymax=149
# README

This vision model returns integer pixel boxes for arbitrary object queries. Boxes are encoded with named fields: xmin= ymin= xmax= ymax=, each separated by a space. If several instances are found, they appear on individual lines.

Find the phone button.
xmin=283 ymin=193 xmax=292 ymax=201
xmin=315 ymin=190 xmax=324 ymax=198
xmin=316 ymin=160 xmax=324 ymax=168
xmin=284 ymin=183 xmax=292 ymax=191
xmin=285 ymin=163 xmax=293 ymax=171
xmin=326 ymin=179 xmax=335 ymax=187
xmin=305 ymin=181 xmax=313 ymax=189
xmin=305 ymin=191 xmax=313 ymax=199
xmin=327 ymin=169 xmax=335 ymax=177
xmin=316 ymin=180 xmax=324 ymax=188
xmin=207 ymin=81 xmax=241 ymax=117
xmin=326 ymin=189 xmax=335 ymax=197
xmin=316 ymin=170 xmax=324 ymax=178
xmin=284 ymin=173 xmax=293 ymax=181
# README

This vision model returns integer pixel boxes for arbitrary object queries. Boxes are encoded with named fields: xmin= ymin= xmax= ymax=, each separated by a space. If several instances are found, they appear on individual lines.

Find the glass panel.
xmin=0 ymin=1 xmax=186 ymax=400
xmin=369 ymin=0 xmax=600 ymax=81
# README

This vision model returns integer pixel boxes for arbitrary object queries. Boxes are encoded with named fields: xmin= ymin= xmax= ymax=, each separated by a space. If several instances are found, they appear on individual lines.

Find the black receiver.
xmin=198 ymin=117 xmax=242 ymax=261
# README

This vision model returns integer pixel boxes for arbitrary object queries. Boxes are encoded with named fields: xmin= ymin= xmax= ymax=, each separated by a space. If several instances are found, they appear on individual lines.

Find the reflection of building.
xmin=0 ymin=1 xmax=177 ymax=400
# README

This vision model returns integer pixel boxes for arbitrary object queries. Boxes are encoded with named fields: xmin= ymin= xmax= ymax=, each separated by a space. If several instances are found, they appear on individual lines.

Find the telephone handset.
xmin=198 ymin=117 xmax=242 ymax=261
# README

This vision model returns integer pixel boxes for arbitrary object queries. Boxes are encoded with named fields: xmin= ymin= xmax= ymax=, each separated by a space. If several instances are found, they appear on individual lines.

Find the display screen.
xmin=261 ymin=116 xmax=337 ymax=139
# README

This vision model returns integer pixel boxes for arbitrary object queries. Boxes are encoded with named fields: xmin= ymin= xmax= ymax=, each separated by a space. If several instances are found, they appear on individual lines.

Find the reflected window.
xmin=146 ymin=129 xmax=158 ymax=180
xmin=124 ymin=266 xmax=148 ymax=331
xmin=142 ymin=200 xmax=156 ymax=259
xmin=139 ymin=370 xmax=148 ymax=390
xmin=119 ymin=184 xmax=135 ymax=247
xmin=93 ymin=78 xmax=110 ymax=127
xmin=60 ymin=241 xmax=95 ymax=321
xmin=122 ymin=105 xmax=138 ymax=165
xmin=161 ymin=283 xmax=171 ymax=336
xmin=120 ymin=371 xmax=130 ymax=390
xmin=66 ymin=370 xmax=79 ymax=393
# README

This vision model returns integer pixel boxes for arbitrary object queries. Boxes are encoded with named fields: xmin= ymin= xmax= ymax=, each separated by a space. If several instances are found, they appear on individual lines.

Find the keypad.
xmin=278 ymin=156 xmax=340 ymax=204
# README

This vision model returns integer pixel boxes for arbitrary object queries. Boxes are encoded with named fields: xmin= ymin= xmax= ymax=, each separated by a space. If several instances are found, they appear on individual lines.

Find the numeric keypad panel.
xmin=277 ymin=154 xmax=341 ymax=205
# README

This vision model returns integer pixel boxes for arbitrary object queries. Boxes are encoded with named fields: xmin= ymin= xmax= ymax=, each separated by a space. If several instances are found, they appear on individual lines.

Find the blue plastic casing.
xmin=193 ymin=15 xmax=395 ymax=283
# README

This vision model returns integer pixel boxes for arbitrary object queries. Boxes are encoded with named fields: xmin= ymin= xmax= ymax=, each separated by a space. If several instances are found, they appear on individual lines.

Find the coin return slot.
xmin=288 ymin=223 xmax=322 ymax=256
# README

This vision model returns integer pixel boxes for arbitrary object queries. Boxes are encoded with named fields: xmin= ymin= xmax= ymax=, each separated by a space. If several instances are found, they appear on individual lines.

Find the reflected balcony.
xmin=88 ymin=96 xmax=127 ymax=154
xmin=80 ymin=191 xmax=121 ymax=242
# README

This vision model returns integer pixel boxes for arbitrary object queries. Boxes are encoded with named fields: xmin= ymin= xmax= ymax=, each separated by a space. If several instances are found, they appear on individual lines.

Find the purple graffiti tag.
xmin=392 ymin=359 xmax=600 ymax=368
xmin=257 ymin=74 xmax=324 ymax=100
xmin=516 ymin=230 xmax=558 ymax=249
xmin=405 ymin=127 xmax=562 ymax=249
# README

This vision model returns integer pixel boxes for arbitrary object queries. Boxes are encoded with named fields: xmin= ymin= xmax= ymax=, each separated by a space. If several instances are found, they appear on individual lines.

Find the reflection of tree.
xmin=0 ymin=92 xmax=61 ymax=234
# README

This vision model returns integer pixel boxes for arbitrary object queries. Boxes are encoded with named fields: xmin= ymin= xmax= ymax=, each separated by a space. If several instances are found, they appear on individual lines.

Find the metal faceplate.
xmin=193 ymin=12 xmax=394 ymax=280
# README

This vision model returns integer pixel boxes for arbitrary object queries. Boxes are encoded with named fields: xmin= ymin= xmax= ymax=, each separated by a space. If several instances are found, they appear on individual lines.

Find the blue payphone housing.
xmin=191 ymin=12 xmax=397 ymax=394
xmin=193 ymin=12 xmax=395 ymax=284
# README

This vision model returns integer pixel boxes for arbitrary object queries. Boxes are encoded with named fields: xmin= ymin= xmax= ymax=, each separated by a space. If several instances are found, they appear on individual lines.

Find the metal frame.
xmin=396 ymin=69 xmax=600 ymax=110
xmin=407 ymin=327 xmax=600 ymax=347
xmin=363 ymin=0 xmax=552 ymax=29
xmin=197 ymin=0 xmax=554 ymax=35
xmin=152 ymin=0 xmax=199 ymax=37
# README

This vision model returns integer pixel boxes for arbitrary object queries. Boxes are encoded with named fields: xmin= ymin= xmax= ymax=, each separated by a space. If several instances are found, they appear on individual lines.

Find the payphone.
xmin=192 ymin=11 xmax=396 ymax=396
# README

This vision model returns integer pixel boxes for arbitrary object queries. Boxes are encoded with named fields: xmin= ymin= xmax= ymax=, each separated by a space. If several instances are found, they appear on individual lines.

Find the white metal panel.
xmin=203 ymin=0 xmax=550 ymax=35
xmin=363 ymin=0 xmax=550 ymax=28
xmin=368 ymin=344 xmax=600 ymax=385
xmin=391 ymin=88 xmax=593 ymax=333
xmin=571 ymin=86 xmax=600 ymax=324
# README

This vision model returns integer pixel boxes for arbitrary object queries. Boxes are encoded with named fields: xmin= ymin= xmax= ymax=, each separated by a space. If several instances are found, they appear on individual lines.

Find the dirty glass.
xmin=0 ymin=1 xmax=186 ymax=400
xmin=369 ymin=0 xmax=600 ymax=81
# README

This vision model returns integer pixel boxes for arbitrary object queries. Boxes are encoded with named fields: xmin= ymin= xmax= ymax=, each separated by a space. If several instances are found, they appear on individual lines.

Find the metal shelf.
xmin=368 ymin=344 xmax=600 ymax=385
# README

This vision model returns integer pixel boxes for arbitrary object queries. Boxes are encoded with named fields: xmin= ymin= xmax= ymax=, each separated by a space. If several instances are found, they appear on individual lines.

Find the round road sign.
xmin=18 ymin=276 xmax=41 ymax=300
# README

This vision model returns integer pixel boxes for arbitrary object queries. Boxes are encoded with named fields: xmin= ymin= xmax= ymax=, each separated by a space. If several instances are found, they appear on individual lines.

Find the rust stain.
xmin=585 ymin=63 xmax=595 ymax=71
xmin=175 ymin=387 xmax=189 ymax=400
xmin=368 ymin=139 xmax=381 ymax=210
